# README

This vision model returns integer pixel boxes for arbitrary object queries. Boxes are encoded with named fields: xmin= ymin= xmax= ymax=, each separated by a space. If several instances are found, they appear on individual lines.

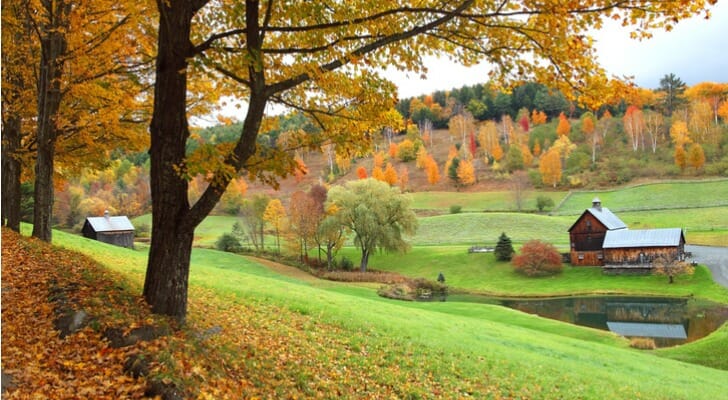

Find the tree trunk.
xmin=32 ymin=1 xmax=70 ymax=242
xmin=143 ymin=1 xmax=196 ymax=322
xmin=360 ymin=248 xmax=370 ymax=272
xmin=144 ymin=0 xmax=268 ymax=321
xmin=1 ymin=116 xmax=22 ymax=232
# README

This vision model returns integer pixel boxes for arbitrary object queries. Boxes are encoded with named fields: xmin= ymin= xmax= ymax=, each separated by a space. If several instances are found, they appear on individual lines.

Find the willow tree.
xmin=146 ymin=0 xmax=715 ymax=320
xmin=327 ymin=179 xmax=418 ymax=272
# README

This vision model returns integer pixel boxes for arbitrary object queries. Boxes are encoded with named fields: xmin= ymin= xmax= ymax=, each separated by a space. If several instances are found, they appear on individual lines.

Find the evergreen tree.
xmin=495 ymin=232 xmax=515 ymax=261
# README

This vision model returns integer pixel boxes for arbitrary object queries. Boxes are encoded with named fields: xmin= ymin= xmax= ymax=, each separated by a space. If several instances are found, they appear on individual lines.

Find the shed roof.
xmin=85 ymin=215 xmax=135 ymax=232
xmin=603 ymin=228 xmax=684 ymax=249
xmin=607 ymin=322 xmax=687 ymax=339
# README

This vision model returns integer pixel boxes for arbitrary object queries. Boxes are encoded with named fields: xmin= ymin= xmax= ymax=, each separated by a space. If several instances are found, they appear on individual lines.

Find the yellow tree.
xmin=457 ymin=159 xmax=476 ymax=186
xmin=425 ymin=156 xmax=441 ymax=185
xmin=383 ymin=163 xmax=399 ymax=186
xmin=623 ymin=105 xmax=645 ymax=151
xmin=449 ymin=112 xmax=475 ymax=144
xmin=643 ymin=110 xmax=664 ymax=153
xmin=685 ymin=82 xmax=728 ymax=125
xmin=581 ymin=112 xmax=599 ymax=164
xmin=718 ymin=100 xmax=728 ymax=123
xmin=3 ymin=0 xmax=151 ymax=240
xmin=674 ymin=146 xmax=688 ymax=171
xmin=143 ymin=0 xmax=716 ymax=320
xmin=556 ymin=112 xmax=571 ymax=137
xmin=263 ymin=198 xmax=287 ymax=254
xmin=539 ymin=148 xmax=562 ymax=188
xmin=398 ymin=166 xmax=410 ymax=190
xmin=687 ymin=143 xmax=706 ymax=171
xmin=478 ymin=120 xmax=500 ymax=160
xmin=670 ymin=120 xmax=692 ymax=148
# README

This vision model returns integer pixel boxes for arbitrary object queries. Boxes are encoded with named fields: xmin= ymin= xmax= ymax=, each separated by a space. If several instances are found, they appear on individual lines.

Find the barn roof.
xmin=568 ymin=206 xmax=627 ymax=232
xmin=85 ymin=215 xmax=135 ymax=232
xmin=603 ymin=228 xmax=684 ymax=249
xmin=607 ymin=322 xmax=687 ymax=339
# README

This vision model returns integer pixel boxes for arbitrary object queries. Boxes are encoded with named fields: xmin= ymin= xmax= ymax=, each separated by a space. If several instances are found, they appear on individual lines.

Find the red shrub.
xmin=512 ymin=240 xmax=563 ymax=277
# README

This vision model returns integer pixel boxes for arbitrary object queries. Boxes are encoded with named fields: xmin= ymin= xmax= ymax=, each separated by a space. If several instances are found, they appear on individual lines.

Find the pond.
xmin=448 ymin=294 xmax=728 ymax=348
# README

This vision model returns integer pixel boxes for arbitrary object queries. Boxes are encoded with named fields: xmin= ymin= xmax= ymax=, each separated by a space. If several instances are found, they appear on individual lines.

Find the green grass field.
xmin=35 ymin=227 xmax=728 ymax=399
xmin=409 ymin=190 xmax=566 ymax=212
xmin=555 ymin=179 xmax=728 ymax=215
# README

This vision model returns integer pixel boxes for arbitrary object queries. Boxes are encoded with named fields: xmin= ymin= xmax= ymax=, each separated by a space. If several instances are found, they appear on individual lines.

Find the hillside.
xmin=4 ymin=227 xmax=728 ymax=399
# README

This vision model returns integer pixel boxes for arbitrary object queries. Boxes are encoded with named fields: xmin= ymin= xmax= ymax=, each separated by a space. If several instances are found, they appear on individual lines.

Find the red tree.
xmin=512 ymin=240 xmax=563 ymax=276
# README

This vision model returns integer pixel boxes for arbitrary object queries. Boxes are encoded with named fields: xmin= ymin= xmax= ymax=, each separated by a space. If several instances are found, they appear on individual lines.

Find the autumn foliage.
xmin=511 ymin=240 xmax=563 ymax=277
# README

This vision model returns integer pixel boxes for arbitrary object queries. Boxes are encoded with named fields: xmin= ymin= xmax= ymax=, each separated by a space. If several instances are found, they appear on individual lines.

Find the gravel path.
xmin=686 ymin=245 xmax=728 ymax=288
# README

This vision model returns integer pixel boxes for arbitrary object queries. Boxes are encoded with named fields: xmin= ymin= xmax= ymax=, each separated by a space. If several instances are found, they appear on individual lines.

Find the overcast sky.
xmin=388 ymin=2 xmax=728 ymax=98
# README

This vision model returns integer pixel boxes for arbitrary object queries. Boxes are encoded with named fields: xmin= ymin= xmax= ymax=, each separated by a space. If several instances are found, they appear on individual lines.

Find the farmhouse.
xmin=82 ymin=210 xmax=135 ymax=248
xmin=568 ymin=198 xmax=686 ymax=270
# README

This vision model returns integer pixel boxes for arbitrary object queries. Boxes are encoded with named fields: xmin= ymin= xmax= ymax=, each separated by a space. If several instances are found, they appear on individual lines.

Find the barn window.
xmin=597 ymin=253 xmax=603 ymax=260
xmin=586 ymin=220 xmax=592 ymax=231
xmin=578 ymin=253 xmax=584 ymax=260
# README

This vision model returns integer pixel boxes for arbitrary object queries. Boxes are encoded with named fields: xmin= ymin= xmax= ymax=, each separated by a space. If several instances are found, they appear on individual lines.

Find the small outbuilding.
xmin=82 ymin=211 xmax=135 ymax=248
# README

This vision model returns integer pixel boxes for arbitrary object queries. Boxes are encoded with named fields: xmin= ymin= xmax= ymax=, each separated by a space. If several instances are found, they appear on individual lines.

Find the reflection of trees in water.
xmin=607 ymin=302 xmax=686 ymax=324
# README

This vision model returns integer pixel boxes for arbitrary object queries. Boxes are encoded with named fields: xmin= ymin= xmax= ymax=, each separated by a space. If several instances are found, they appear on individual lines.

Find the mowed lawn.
xmin=36 ymin=228 xmax=728 ymax=399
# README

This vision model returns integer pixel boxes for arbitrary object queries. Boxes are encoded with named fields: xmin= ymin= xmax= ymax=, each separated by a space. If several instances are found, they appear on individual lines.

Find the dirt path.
xmin=686 ymin=245 xmax=728 ymax=289
xmin=245 ymin=256 xmax=322 ymax=283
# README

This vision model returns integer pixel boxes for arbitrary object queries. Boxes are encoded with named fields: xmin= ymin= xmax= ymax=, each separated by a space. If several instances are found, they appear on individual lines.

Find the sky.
xmin=387 ymin=1 xmax=728 ymax=98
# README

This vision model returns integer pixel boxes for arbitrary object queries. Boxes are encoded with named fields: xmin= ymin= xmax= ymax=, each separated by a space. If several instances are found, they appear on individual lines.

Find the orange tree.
xmin=144 ymin=0 xmax=717 ymax=320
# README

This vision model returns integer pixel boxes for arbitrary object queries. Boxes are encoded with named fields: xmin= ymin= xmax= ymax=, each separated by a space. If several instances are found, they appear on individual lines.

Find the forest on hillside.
xmin=36 ymin=77 xmax=728 ymax=233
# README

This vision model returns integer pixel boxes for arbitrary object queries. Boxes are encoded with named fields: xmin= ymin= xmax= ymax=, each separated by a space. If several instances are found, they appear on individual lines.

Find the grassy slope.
xmin=555 ymin=180 xmax=728 ymax=215
xmin=409 ymin=191 xmax=566 ymax=212
xmin=43 ymin=227 xmax=728 ymax=399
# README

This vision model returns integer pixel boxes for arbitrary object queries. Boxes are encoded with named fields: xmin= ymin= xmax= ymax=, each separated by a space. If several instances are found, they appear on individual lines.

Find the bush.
xmin=536 ymin=195 xmax=554 ymax=212
xmin=449 ymin=205 xmax=462 ymax=214
xmin=215 ymin=233 xmax=242 ymax=253
xmin=629 ymin=337 xmax=656 ymax=350
xmin=339 ymin=256 xmax=354 ymax=271
xmin=512 ymin=240 xmax=563 ymax=277
xmin=397 ymin=139 xmax=417 ymax=161
xmin=494 ymin=232 xmax=515 ymax=261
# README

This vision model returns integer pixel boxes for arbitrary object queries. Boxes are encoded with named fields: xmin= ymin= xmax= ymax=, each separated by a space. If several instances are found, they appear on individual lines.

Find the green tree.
xmin=239 ymin=194 xmax=270 ymax=252
xmin=494 ymin=232 xmax=515 ymax=261
xmin=658 ymin=73 xmax=687 ymax=116
xmin=141 ymin=0 xmax=713 ymax=320
xmin=327 ymin=179 xmax=418 ymax=272
xmin=536 ymin=196 xmax=555 ymax=212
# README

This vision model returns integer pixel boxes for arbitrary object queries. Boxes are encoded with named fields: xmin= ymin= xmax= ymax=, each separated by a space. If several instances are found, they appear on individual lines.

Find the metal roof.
xmin=85 ymin=216 xmax=135 ymax=232
xmin=603 ymin=228 xmax=684 ymax=248
xmin=607 ymin=322 xmax=687 ymax=339
xmin=585 ymin=207 xmax=627 ymax=230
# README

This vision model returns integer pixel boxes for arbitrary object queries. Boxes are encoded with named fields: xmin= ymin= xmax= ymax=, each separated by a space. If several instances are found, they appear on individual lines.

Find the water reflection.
xmin=454 ymin=295 xmax=728 ymax=347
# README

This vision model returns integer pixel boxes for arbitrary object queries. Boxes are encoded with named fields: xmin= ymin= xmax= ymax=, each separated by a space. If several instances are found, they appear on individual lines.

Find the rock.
xmin=2 ymin=371 xmax=16 ymax=393
xmin=123 ymin=354 xmax=150 ymax=378
xmin=54 ymin=310 xmax=88 ymax=338
xmin=104 ymin=325 xmax=170 ymax=348
xmin=145 ymin=379 xmax=185 ymax=400
xmin=195 ymin=325 xmax=222 ymax=341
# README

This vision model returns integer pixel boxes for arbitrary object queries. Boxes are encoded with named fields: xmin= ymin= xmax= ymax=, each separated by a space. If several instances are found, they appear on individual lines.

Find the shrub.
xmin=397 ymin=139 xmax=417 ymax=161
xmin=536 ymin=195 xmax=554 ymax=212
xmin=512 ymin=240 xmax=563 ymax=277
xmin=449 ymin=205 xmax=462 ymax=214
xmin=215 ymin=233 xmax=242 ymax=253
xmin=629 ymin=337 xmax=656 ymax=350
xmin=494 ymin=232 xmax=514 ymax=261
xmin=339 ymin=256 xmax=354 ymax=271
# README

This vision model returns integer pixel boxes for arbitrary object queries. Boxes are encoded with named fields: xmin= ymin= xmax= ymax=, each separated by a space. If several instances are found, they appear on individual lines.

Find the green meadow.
xmin=39 ymin=227 xmax=728 ymax=399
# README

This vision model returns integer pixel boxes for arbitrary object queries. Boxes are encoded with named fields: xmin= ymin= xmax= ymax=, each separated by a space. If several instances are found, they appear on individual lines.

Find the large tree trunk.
xmin=32 ymin=1 xmax=70 ymax=242
xmin=1 ymin=116 xmax=22 ymax=232
xmin=143 ymin=1 xmax=196 ymax=322
xmin=144 ymin=0 xmax=268 ymax=321
xmin=360 ymin=248 xmax=370 ymax=272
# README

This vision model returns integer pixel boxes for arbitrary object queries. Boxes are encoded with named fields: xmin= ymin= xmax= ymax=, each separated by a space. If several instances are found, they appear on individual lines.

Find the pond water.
xmin=448 ymin=294 xmax=728 ymax=347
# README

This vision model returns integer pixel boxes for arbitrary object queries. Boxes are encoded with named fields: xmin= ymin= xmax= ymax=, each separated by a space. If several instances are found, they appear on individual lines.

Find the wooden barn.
xmin=567 ymin=198 xmax=686 ymax=270
xmin=567 ymin=198 xmax=627 ymax=266
xmin=82 ymin=211 xmax=135 ymax=248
